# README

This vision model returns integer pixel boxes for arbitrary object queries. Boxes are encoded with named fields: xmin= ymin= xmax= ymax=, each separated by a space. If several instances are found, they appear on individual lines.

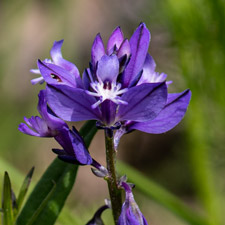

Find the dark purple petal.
xmin=52 ymin=148 xmax=67 ymax=155
xmin=37 ymin=60 xmax=77 ymax=87
xmin=37 ymin=90 xmax=67 ymax=131
xmin=117 ymin=39 xmax=131 ymax=59
xmin=82 ymin=68 xmax=93 ymax=90
xmin=46 ymin=84 xmax=102 ymax=122
xmin=58 ymin=155 xmax=82 ymax=164
xmin=122 ymin=23 xmax=150 ymax=87
xmin=107 ymin=26 xmax=124 ymax=54
xmin=54 ymin=127 xmax=74 ymax=155
xmin=69 ymin=127 xmax=92 ymax=165
xmin=54 ymin=126 xmax=92 ymax=165
xmin=91 ymin=33 xmax=105 ymax=67
xmin=129 ymin=89 xmax=191 ymax=133
xmin=97 ymin=55 xmax=119 ymax=83
xmin=101 ymin=99 xmax=117 ymax=126
xmin=117 ymin=82 xmax=167 ymax=122
xmin=50 ymin=40 xmax=80 ymax=78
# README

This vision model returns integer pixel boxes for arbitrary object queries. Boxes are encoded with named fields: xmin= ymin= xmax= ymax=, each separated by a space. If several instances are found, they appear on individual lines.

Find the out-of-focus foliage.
xmin=161 ymin=1 xmax=225 ymax=224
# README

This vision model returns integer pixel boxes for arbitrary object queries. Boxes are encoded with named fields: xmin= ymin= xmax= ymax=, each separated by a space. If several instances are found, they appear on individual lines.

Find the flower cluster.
xmin=19 ymin=23 xmax=191 ymax=224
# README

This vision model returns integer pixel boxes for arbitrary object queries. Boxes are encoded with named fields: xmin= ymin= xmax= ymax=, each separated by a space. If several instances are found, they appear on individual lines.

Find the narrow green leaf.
xmin=16 ymin=120 xmax=97 ymax=225
xmin=117 ymin=161 xmax=210 ymax=225
xmin=26 ymin=181 xmax=56 ymax=225
xmin=2 ymin=172 xmax=14 ymax=225
xmin=15 ymin=159 xmax=78 ymax=225
xmin=16 ymin=167 xmax=34 ymax=214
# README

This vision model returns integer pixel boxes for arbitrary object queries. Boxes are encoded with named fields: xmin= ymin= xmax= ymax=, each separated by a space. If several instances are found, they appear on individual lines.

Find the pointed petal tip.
xmin=139 ymin=22 xmax=146 ymax=26
xmin=53 ymin=39 xmax=64 ymax=45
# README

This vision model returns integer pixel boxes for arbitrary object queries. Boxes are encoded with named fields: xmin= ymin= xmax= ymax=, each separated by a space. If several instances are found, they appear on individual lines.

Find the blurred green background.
xmin=0 ymin=0 xmax=225 ymax=224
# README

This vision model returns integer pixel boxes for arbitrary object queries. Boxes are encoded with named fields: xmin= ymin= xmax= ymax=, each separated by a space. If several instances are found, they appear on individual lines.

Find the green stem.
xmin=104 ymin=129 xmax=122 ymax=224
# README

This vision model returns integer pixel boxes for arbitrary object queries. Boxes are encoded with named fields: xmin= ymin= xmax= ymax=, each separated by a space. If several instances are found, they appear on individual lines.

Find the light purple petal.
xmin=46 ymin=84 xmax=102 ymax=122
xmin=138 ymin=54 xmax=170 ymax=85
xmin=19 ymin=116 xmax=50 ymax=137
xmin=107 ymin=26 xmax=124 ymax=54
xmin=97 ymin=55 xmax=119 ymax=83
xmin=117 ymin=82 xmax=167 ymax=122
xmin=122 ymin=23 xmax=150 ymax=87
xmin=37 ymin=60 xmax=77 ymax=87
xmin=50 ymin=40 xmax=80 ymax=78
xmin=138 ymin=54 xmax=156 ymax=84
xmin=117 ymin=39 xmax=131 ymax=59
xmin=91 ymin=33 xmax=105 ymax=67
xmin=31 ymin=76 xmax=45 ymax=85
xmin=18 ymin=123 xmax=41 ymax=137
xmin=114 ymin=126 xmax=127 ymax=150
xmin=130 ymin=89 xmax=191 ymax=133
xmin=144 ymin=54 xmax=156 ymax=73
xmin=30 ymin=68 xmax=41 ymax=74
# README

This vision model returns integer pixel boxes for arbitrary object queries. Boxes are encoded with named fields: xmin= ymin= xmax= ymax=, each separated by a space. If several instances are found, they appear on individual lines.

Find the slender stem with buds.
xmin=104 ymin=129 xmax=122 ymax=224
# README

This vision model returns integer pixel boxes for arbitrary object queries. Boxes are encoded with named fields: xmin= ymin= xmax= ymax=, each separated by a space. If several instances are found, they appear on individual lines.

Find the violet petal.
xmin=18 ymin=122 xmax=41 ymax=137
xmin=117 ymin=39 xmax=131 ymax=59
xmin=46 ymin=84 xmax=102 ymax=122
xmin=91 ymin=33 xmax=105 ymax=67
xmin=107 ymin=26 xmax=124 ymax=55
xmin=97 ymin=55 xmax=119 ymax=83
xmin=122 ymin=23 xmax=150 ymax=87
xmin=50 ymin=40 xmax=80 ymax=78
xmin=37 ymin=90 xmax=67 ymax=131
xmin=68 ymin=129 xmax=93 ymax=165
xmin=37 ymin=60 xmax=77 ymax=87
xmin=117 ymin=82 xmax=167 ymax=122
xmin=130 ymin=89 xmax=191 ymax=133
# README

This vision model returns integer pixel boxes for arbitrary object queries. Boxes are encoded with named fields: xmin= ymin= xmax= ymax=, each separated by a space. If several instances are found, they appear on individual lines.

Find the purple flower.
xmin=34 ymin=23 xmax=190 ymax=135
xmin=118 ymin=182 xmax=148 ymax=225
xmin=30 ymin=40 xmax=81 ymax=86
xmin=18 ymin=90 xmax=92 ymax=165
xmin=37 ymin=23 xmax=169 ymax=128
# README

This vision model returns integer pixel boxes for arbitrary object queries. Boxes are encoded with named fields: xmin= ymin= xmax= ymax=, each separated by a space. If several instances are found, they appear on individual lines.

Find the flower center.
xmin=86 ymin=80 xmax=128 ymax=109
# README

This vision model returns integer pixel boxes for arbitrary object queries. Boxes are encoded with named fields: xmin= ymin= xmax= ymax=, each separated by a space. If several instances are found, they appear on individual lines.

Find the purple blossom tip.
xmin=118 ymin=181 xmax=148 ymax=225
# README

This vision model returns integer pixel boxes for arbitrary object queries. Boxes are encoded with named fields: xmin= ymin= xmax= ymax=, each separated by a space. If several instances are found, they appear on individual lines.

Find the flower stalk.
xmin=104 ymin=129 xmax=122 ymax=224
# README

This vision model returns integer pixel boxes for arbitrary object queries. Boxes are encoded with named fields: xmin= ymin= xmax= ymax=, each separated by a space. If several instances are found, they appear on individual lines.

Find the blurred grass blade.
xmin=15 ymin=167 xmax=34 ymax=215
xmin=26 ymin=181 xmax=56 ymax=225
xmin=2 ymin=172 xmax=14 ymax=225
xmin=117 ymin=161 xmax=210 ymax=225
xmin=16 ymin=120 xmax=98 ymax=225
xmin=15 ymin=158 xmax=78 ymax=225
